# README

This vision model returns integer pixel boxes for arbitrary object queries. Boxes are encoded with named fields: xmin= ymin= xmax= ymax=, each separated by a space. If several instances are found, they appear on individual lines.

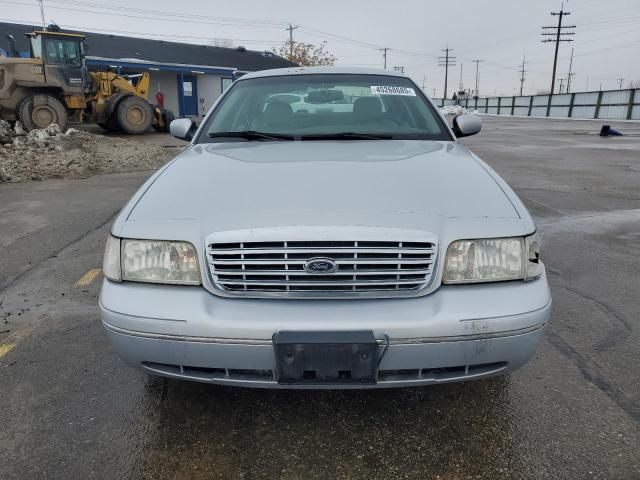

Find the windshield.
xmin=198 ymin=74 xmax=450 ymax=142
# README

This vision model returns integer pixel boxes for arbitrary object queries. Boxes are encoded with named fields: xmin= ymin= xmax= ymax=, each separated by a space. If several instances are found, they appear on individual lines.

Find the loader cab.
xmin=26 ymin=31 xmax=87 ymax=93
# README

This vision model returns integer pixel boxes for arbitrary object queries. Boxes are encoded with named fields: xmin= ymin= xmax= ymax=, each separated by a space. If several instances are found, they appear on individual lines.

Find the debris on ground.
xmin=0 ymin=120 xmax=180 ymax=183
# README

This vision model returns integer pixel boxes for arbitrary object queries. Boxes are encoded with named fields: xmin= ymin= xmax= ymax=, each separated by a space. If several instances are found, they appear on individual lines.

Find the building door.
xmin=178 ymin=74 xmax=198 ymax=116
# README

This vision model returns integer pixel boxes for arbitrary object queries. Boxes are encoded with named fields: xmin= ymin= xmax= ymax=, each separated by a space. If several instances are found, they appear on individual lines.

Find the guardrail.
xmin=432 ymin=88 xmax=640 ymax=120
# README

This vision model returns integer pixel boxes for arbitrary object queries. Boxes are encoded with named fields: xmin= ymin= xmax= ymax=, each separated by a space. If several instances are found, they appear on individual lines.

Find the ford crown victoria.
xmin=99 ymin=67 xmax=551 ymax=388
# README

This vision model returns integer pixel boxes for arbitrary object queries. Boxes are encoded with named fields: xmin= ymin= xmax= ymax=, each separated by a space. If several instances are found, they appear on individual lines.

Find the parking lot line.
xmin=0 ymin=343 xmax=16 ymax=358
xmin=74 ymin=268 xmax=102 ymax=287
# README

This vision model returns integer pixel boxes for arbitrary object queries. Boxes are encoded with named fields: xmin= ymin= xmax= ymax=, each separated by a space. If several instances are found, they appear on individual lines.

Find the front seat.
xmin=353 ymin=97 xmax=383 ymax=124
xmin=261 ymin=101 xmax=294 ymax=130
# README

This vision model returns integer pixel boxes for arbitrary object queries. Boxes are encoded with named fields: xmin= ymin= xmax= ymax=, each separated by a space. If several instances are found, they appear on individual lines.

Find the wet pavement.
xmin=1 ymin=116 xmax=639 ymax=479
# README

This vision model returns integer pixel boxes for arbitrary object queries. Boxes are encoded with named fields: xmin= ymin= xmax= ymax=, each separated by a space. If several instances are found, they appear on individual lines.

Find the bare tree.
xmin=273 ymin=40 xmax=336 ymax=66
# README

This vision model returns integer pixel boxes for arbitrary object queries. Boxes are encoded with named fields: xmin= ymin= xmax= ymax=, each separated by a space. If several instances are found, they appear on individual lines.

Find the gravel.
xmin=0 ymin=120 xmax=178 ymax=183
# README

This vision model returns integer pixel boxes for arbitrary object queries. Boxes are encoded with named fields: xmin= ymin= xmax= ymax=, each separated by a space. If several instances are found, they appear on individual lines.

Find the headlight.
xmin=443 ymin=235 xmax=543 ymax=284
xmin=102 ymin=235 xmax=201 ymax=285
xmin=122 ymin=239 xmax=201 ymax=285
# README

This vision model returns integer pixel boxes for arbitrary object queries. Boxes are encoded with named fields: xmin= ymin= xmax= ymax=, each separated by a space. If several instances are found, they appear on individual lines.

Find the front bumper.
xmin=99 ymin=273 xmax=551 ymax=389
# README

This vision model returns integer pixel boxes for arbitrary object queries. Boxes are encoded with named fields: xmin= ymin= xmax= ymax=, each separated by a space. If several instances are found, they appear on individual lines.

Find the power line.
xmin=46 ymin=0 xmax=288 ymax=27
xmin=437 ymin=45 xmax=455 ymax=100
xmin=541 ymin=7 xmax=576 ymax=94
xmin=0 ymin=17 xmax=285 ymax=46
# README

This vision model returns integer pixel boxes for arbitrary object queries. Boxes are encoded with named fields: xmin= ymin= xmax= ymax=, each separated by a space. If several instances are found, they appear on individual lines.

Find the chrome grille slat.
xmin=207 ymin=239 xmax=436 ymax=297
xmin=214 ymin=269 xmax=432 ymax=276
xmin=212 ymin=248 xmax=434 ymax=255
xmin=211 ymin=258 xmax=433 ymax=265
xmin=218 ymin=279 xmax=427 ymax=286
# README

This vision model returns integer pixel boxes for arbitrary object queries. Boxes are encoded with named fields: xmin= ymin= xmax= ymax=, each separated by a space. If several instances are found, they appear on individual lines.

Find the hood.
xmin=123 ymin=140 xmax=521 ymax=237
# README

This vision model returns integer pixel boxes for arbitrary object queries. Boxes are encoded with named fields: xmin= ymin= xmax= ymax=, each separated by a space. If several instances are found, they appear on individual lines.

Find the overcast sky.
xmin=4 ymin=0 xmax=640 ymax=97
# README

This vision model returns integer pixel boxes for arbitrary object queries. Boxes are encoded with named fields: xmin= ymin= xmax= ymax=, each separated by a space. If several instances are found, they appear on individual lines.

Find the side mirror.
xmin=452 ymin=114 xmax=481 ymax=138
xmin=169 ymin=118 xmax=196 ymax=141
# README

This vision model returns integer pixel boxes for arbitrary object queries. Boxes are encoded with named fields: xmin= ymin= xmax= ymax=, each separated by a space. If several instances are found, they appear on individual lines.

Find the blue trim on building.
xmin=178 ymin=71 xmax=184 ymax=118
xmin=86 ymin=58 xmax=235 ymax=77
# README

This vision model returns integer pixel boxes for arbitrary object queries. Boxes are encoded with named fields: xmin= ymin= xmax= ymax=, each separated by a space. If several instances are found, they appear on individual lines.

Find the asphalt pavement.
xmin=1 ymin=116 xmax=639 ymax=479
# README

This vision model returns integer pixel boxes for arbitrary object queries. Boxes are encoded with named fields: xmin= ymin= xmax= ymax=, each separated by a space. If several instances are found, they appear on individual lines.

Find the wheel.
xmin=17 ymin=94 xmax=68 ymax=131
xmin=97 ymin=115 xmax=121 ymax=132
xmin=116 ymin=96 xmax=153 ymax=134
xmin=163 ymin=109 xmax=175 ymax=132
xmin=152 ymin=108 xmax=176 ymax=132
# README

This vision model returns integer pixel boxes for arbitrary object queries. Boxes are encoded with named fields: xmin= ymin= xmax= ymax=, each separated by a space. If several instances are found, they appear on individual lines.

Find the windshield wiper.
xmin=301 ymin=132 xmax=393 ymax=140
xmin=207 ymin=131 xmax=295 ymax=141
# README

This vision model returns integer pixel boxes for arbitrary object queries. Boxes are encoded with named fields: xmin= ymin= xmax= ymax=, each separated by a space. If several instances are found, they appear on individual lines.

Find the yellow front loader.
xmin=0 ymin=28 xmax=171 ymax=134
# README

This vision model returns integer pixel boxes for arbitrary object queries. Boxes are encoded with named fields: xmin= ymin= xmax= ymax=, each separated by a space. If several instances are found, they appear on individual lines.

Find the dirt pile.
xmin=0 ymin=120 xmax=180 ymax=183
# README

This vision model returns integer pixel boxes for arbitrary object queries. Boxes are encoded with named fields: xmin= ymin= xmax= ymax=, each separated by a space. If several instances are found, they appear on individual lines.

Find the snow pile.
xmin=0 ymin=120 xmax=179 ymax=183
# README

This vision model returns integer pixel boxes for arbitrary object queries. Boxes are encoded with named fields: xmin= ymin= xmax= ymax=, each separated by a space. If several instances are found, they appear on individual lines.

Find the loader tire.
xmin=97 ymin=116 xmax=122 ymax=132
xmin=116 ymin=96 xmax=153 ymax=134
xmin=152 ymin=108 xmax=175 ymax=132
xmin=17 ymin=94 xmax=68 ymax=131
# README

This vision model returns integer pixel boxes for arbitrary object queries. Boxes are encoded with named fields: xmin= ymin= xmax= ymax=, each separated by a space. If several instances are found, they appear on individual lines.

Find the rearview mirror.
xmin=452 ymin=114 xmax=481 ymax=138
xmin=169 ymin=118 xmax=196 ymax=141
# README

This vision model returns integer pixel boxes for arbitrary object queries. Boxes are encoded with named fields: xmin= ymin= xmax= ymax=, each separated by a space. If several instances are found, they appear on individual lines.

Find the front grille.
xmin=206 ymin=240 xmax=436 ymax=297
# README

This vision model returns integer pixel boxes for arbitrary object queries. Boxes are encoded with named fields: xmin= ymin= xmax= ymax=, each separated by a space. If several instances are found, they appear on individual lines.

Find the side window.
xmin=45 ymin=39 xmax=81 ymax=66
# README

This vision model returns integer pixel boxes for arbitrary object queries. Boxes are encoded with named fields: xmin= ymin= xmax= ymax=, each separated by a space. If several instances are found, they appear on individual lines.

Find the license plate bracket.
xmin=273 ymin=331 xmax=378 ymax=385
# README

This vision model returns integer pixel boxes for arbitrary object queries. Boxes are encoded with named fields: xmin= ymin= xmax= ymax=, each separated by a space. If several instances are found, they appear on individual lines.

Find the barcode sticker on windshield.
xmin=370 ymin=86 xmax=416 ymax=96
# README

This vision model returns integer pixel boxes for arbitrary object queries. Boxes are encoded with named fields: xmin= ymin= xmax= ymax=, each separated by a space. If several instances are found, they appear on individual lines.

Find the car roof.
xmin=240 ymin=66 xmax=410 ymax=80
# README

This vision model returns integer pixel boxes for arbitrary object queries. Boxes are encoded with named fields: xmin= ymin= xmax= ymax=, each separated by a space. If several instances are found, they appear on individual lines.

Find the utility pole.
xmin=458 ymin=63 xmax=463 ymax=92
xmin=518 ymin=55 xmax=528 ymax=96
xmin=541 ymin=8 xmax=575 ymax=95
xmin=286 ymin=24 xmax=298 ymax=58
xmin=566 ymin=47 xmax=574 ymax=93
xmin=432 ymin=88 xmax=437 ymax=97
xmin=39 ymin=0 xmax=46 ymax=29
xmin=558 ymin=78 xmax=565 ymax=94
xmin=472 ymin=59 xmax=483 ymax=97
xmin=380 ymin=48 xmax=389 ymax=69
xmin=618 ymin=77 xmax=624 ymax=89
xmin=393 ymin=65 xmax=405 ymax=73
xmin=438 ymin=46 xmax=456 ymax=100
xmin=422 ymin=75 xmax=426 ymax=91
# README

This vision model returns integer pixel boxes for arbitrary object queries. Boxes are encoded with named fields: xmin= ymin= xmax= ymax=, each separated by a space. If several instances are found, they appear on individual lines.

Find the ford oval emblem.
xmin=304 ymin=257 xmax=338 ymax=274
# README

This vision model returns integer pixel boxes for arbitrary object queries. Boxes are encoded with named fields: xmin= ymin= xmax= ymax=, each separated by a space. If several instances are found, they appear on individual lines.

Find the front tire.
xmin=116 ymin=96 xmax=153 ymax=134
xmin=97 ymin=115 xmax=122 ymax=132
xmin=17 ymin=94 xmax=68 ymax=131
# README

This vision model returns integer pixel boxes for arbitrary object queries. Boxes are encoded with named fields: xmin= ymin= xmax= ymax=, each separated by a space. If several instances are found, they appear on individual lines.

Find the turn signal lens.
xmin=103 ymin=235 xmax=121 ymax=282
xmin=525 ymin=234 xmax=543 ymax=280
